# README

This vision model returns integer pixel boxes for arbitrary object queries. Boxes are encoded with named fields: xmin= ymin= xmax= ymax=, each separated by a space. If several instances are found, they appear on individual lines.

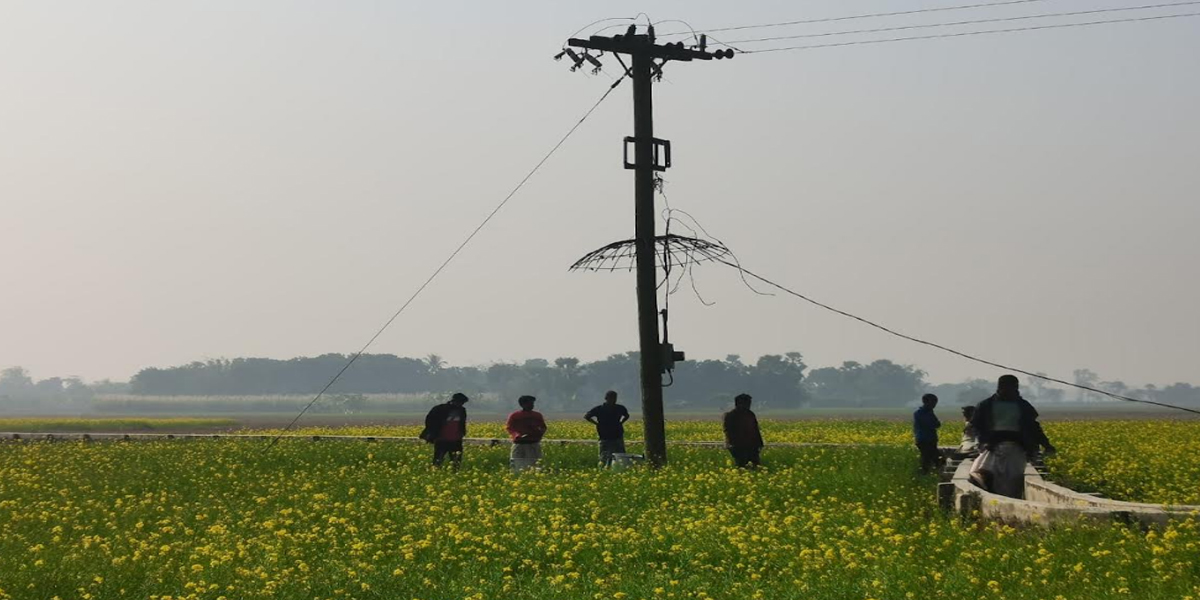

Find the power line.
xmin=723 ymin=1 xmax=1200 ymax=44
xmin=267 ymin=76 xmax=627 ymax=446
xmin=740 ymin=12 xmax=1200 ymax=53
xmin=568 ymin=17 xmax=637 ymax=40
xmin=659 ymin=0 xmax=1055 ymax=36
xmin=714 ymin=258 xmax=1200 ymax=416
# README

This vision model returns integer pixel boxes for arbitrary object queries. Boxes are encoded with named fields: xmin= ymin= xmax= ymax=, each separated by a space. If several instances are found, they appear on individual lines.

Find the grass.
xmin=1 ymin=431 xmax=1198 ymax=600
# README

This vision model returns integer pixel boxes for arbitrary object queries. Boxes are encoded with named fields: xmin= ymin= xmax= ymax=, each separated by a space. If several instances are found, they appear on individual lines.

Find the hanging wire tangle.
xmin=569 ymin=234 xmax=732 ymax=273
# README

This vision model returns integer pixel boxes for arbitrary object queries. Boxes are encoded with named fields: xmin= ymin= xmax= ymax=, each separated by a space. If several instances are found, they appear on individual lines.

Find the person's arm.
xmin=754 ymin=415 xmax=764 ymax=449
xmin=422 ymin=406 xmax=441 ymax=442
xmin=1034 ymin=420 xmax=1055 ymax=454
xmin=933 ymin=413 xmax=941 ymax=429
xmin=969 ymin=401 xmax=988 ymax=446
xmin=723 ymin=412 xmax=735 ymax=447
xmin=505 ymin=413 xmax=519 ymax=439
xmin=584 ymin=407 xmax=598 ymax=425
xmin=618 ymin=407 xmax=630 ymax=424
xmin=534 ymin=413 xmax=547 ymax=436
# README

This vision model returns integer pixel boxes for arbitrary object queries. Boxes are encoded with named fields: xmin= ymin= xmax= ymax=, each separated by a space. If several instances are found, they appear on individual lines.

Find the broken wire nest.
xmin=569 ymin=234 xmax=732 ymax=272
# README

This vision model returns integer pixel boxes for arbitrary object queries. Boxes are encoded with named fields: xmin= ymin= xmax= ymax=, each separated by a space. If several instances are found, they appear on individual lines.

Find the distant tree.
xmin=425 ymin=354 xmax=446 ymax=373
xmin=1073 ymin=368 xmax=1102 ymax=402
xmin=748 ymin=354 xmax=808 ymax=409
xmin=1023 ymin=373 xmax=1065 ymax=403
xmin=1099 ymin=380 xmax=1129 ymax=397
xmin=1150 ymin=383 xmax=1200 ymax=407
xmin=806 ymin=360 xmax=925 ymax=407
xmin=0 ymin=366 xmax=34 ymax=395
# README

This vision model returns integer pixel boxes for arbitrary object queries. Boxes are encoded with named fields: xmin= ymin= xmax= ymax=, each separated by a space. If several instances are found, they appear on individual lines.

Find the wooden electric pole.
xmin=569 ymin=26 xmax=733 ymax=466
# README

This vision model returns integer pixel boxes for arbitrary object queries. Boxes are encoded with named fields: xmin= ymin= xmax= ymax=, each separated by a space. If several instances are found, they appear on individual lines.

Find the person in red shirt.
xmin=505 ymin=395 xmax=547 ymax=473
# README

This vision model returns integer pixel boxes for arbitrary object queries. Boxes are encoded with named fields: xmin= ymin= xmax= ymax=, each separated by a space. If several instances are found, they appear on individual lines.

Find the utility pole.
xmin=569 ymin=26 xmax=733 ymax=466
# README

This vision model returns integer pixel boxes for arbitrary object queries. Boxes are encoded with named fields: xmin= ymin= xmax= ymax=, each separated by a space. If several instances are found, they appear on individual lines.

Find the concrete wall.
xmin=941 ymin=458 xmax=1200 ymax=527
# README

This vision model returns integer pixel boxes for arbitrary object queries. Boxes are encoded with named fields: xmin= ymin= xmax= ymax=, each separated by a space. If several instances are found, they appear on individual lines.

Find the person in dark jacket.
xmin=912 ymin=393 xmax=942 ymax=473
xmin=723 ymin=393 xmax=764 ymax=469
xmin=421 ymin=392 xmax=468 ymax=468
xmin=968 ymin=375 xmax=1050 ymax=498
xmin=585 ymin=390 xmax=631 ymax=468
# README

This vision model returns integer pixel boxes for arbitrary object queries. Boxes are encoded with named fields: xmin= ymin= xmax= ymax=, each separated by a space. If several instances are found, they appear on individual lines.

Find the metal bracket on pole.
xmin=623 ymin=136 xmax=671 ymax=171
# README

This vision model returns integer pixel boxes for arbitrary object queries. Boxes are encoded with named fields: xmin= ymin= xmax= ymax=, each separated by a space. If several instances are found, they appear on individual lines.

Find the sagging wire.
xmin=714 ymin=258 xmax=1200 ymax=417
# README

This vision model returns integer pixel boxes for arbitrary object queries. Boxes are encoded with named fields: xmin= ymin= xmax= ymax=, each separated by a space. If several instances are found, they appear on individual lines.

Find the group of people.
xmin=912 ymin=374 xmax=1057 ymax=498
xmin=419 ymin=390 xmax=632 ymax=472
xmin=419 ymin=390 xmax=768 ymax=472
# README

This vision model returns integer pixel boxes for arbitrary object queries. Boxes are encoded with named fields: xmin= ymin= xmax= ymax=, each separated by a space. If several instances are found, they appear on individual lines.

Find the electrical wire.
xmin=568 ymin=17 xmax=637 ymax=40
xmin=267 ymin=75 xmax=628 ymax=446
xmin=739 ymin=11 xmax=1200 ymax=53
xmin=714 ymin=258 xmax=1200 ymax=416
xmin=658 ymin=0 xmax=1055 ymax=36
xmin=723 ymin=1 xmax=1200 ymax=44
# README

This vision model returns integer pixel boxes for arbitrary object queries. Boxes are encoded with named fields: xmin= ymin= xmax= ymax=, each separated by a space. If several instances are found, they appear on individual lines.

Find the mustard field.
xmin=280 ymin=418 xmax=1200 ymax=505
xmin=1 ymin=420 xmax=1198 ymax=600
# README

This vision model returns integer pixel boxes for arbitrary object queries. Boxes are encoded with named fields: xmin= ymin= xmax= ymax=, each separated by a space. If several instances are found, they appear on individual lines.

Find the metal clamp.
xmin=623 ymin=136 xmax=671 ymax=171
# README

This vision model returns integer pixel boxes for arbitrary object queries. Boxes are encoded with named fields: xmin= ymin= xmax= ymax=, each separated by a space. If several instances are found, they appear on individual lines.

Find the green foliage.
xmin=0 ymin=439 xmax=1197 ymax=600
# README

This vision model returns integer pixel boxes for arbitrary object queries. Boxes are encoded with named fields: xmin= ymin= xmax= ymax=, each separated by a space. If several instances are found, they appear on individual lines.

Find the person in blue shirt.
xmin=913 ymin=393 xmax=942 ymax=473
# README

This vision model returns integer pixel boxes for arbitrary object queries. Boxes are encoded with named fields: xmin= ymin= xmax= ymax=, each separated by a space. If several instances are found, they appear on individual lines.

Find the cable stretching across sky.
xmin=720 ymin=1 xmax=1200 ymax=45
xmin=712 ymin=259 xmax=1200 ymax=416
xmin=268 ymin=76 xmax=628 ymax=445
xmin=657 ymin=0 xmax=1058 ymax=36
xmin=737 ymin=12 xmax=1200 ymax=53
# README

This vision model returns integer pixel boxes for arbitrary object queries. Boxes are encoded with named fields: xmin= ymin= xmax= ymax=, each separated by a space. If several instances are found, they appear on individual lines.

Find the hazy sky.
xmin=2 ymin=1 xmax=1197 ymax=386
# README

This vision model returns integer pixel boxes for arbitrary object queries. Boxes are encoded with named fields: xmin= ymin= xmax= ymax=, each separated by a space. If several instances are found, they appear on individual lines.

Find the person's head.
xmin=921 ymin=393 xmax=938 ymax=409
xmin=962 ymin=405 xmax=976 ymax=420
xmin=997 ymin=375 xmax=1020 ymax=398
xmin=518 ymin=395 xmax=536 ymax=411
xmin=449 ymin=392 xmax=469 ymax=406
xmin=604 ymin=390 xmax=618 ymax=405
xmin=734 ymin=393 xmax=752 ymax=409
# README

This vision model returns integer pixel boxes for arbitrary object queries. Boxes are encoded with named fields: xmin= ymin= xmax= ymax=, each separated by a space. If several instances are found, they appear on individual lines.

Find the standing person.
xmin=958 ymin=405 xmax=980 ymax=457
xmin=505 ymin=395 xmax=547 ymax=473
xmin=723 ymin=393 xmax=764 ymax=469
xmin=585 ymin=390 xmax=630 ymax=468
xmin=420 ymin=392 xmax=468 ymax=469
xmin=913 ymin=393 xmax=942 ymax=473
xmin=969 ymin=375 xmax=1047 ymax=498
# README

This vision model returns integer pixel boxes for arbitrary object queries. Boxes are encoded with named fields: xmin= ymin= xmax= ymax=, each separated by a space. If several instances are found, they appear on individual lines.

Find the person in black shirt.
xmin=584 ymin=390 xmax=630 ymax=468
xmin=723 ymin=393 xmax=764 ymax=469
xmin=420 ymin=392 xmax=468 ymax=469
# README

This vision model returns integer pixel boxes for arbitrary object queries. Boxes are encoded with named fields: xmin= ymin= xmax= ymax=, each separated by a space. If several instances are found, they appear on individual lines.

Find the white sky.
xmin=1 ymin=1 xmax=1197 ymax=386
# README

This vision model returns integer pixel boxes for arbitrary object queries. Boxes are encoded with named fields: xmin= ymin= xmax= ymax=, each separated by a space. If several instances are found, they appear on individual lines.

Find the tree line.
xmin=123 ymin=352 xmax=925 ymax=410
xmin=4 ymin=356 xmax=1198 ymax=413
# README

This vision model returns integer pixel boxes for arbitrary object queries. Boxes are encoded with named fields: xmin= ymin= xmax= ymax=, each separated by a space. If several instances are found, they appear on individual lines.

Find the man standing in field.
xmin=506 ymin=395 xmax=547 ymax=473
xmin=585 ymin=390 xmax=630 ymax=468
xmin=969 ymin=375 xmax=1049 ymax=498
xmin=723 ymin=393 xmax=764 ymax=469
xmin=420 ymin=392 xmax=468 ymax=469
xmin=912 ymin=393 xmax=942 ymax=473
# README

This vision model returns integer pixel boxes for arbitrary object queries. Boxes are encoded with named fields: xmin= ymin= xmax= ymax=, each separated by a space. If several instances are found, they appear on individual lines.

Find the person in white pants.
xmin=505 ymin=395 xmax=546 ymax=473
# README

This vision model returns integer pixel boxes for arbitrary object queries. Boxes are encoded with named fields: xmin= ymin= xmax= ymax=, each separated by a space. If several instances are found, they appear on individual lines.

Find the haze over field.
xmin=2 ymin=1 xmax=1197 ymax=386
